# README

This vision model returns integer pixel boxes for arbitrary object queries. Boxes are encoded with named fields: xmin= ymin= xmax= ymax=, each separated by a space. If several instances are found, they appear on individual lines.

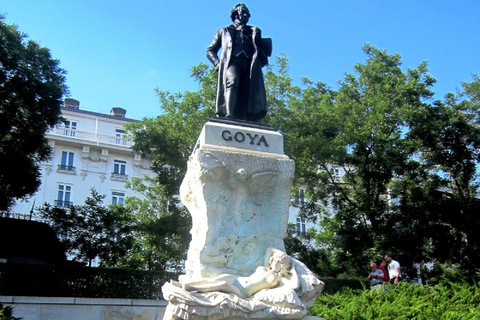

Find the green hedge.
xmin=320 ymin=277 xmax=367 ymax=295
xmin=0 ymin=264 xmax=176 ymax=300
xmin=0 ymin=265 xmax=367 ymax=300
xmin=311 ymin=280 xmax=480 ymax=320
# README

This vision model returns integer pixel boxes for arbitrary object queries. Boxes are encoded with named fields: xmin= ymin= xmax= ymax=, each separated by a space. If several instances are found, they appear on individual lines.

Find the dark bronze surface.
xmin=207 ymin=3 xmax=272 ymax=123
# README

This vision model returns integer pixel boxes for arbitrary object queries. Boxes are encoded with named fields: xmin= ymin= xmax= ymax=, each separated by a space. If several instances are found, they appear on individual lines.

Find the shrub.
xmin=0 ymin=303 xmax=21 ymax=320
xmin=310 ymin=280 xmax=480 ymax=320
xmin=320 ymin=278 xmax=366 ymax=295
xmin=0 ymin=263 xmax=175 ymax=300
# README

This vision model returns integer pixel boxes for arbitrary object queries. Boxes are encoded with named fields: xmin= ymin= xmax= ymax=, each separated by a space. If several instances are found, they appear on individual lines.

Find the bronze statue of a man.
xmin=207 ymin=3 xmax=272 ymax=122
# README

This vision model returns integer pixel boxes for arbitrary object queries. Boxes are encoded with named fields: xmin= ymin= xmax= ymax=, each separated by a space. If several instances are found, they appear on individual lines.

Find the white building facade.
xmin=11 ymin=99 xmax=153 ymax=214
xmin=11 ymin=99 xmax=330 ymax=240
xmin=288 ymin=165 xmax=345 ymax=236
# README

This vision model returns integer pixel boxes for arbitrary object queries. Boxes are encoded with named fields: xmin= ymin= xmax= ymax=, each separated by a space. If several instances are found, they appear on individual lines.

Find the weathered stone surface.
xmin=181 ymin=147 xmax=294 ymax=280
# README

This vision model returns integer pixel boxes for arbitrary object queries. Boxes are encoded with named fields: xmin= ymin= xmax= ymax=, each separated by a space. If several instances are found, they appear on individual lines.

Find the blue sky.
xmin=2 ymin=0 xmax=479 ymax=120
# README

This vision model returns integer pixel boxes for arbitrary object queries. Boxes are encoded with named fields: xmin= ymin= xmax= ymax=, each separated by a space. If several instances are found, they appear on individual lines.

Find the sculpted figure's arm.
xmin=282 ymin=263 xmax=300 ymax=290
xmin=206 ymin=29 xmax=222 ymax=67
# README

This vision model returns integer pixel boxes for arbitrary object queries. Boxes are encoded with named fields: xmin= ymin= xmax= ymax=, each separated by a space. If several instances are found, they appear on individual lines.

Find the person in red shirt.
xmin=377 ymin=259 xmax=389 ymax=282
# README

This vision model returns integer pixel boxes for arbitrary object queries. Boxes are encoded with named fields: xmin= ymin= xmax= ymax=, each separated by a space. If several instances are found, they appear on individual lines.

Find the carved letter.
xmin=234 ymin=132 xmax=245 ymax=142
xmin=246 ymin=133 xmax=258 ymax=145
xmin=257 ymin=135 xmax=269 ymax=147
xmin=222 ymin=130 xmax=233 ymax=141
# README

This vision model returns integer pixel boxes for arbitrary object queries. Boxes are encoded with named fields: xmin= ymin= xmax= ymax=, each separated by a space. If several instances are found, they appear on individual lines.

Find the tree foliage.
xmin=293 ymin=45 xmax=436 ymax=274
xmin=281 ymin=45 xmax=480 ymax=278
xmin=0 ymin=15 xmax=68 ymax=210
xmin=115 ymin=176 xmax=191 ymax=271
xmin=37 ymin=189 xmax=135 ymax=267
xmin=397 ymin=75 xmax=480 ymax=275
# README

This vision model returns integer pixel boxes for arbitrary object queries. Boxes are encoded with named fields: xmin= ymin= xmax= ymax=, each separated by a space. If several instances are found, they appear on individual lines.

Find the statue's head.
xmin=230 ymin=3 xmax=250 ymax=25
xmin=242 ymin=242 xmax=256 ymax=255
xmin=269 ymin=252 xmax=293 ymax=276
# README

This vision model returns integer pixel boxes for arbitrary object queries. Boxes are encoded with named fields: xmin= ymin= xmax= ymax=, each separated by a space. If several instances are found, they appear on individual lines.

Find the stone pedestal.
xmin=182 ymin=120 xmax=294 ymax=280
xmin=162 ymin=120 xmax=324 ymax=320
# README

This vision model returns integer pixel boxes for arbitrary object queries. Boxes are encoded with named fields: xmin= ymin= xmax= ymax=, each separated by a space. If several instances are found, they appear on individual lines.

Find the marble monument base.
xmin=162 ymin=119 xmax=324 ymax=320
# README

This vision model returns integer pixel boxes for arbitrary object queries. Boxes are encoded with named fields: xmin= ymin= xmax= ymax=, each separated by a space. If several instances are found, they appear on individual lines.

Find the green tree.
xmin=37 ymin=189 xmax=135 ymax=267
xmin=114 ymin=176 xmax=191 ymax=271
xmin=283 ymin=45 xmax=480 ymax=279
xmin=397 ymin=74 xmax=480 ymax=275
xmin=284 ymin=45 xmax=437 ymax=277
xmin=0 ymin=15 xmax=68 ymax=210
xmin=265 ymin=56 xmax=342 ymax=277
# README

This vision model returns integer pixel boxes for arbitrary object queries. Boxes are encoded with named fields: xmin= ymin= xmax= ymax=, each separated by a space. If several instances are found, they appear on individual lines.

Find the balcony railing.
xmin=54 ymin=200 xmax=73 ymax=208
xmin=49 ymin=127 xmax=134 ymax=147
xmin=0 ymin=211 xmax=32 ymax=220
xmin=57 ymin=164 xmax=76 ymax=172
xmin=111 ymin=172 xmax=129 ymax=180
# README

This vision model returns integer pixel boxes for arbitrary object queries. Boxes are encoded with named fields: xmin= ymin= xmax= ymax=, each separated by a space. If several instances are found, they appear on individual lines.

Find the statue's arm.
xmin=206 ymin=29 xmax=222 ymax=67
xmin=284 ymin=264 xmax=301 ymax=290
xmin=253 ymin=27 xmax=269 ymax=67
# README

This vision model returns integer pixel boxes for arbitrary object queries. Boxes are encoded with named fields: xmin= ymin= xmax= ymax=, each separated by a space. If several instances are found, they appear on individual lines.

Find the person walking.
xmin=377 ymin=259 xmax=389 ymax=282
xmin=384 ymin=254 xmax=401 ymax=285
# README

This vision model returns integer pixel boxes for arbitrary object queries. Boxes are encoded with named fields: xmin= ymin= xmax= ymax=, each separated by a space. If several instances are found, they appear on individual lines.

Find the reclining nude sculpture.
xmin=162 ymin=246 xmax=323 ymax=319
xmin=171 ymin=249 xmax=297 ymax=299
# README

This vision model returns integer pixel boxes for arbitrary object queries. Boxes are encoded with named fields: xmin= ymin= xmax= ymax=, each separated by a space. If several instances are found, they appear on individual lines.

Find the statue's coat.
xmin=207 ymin=25 xmax=268 ymax=121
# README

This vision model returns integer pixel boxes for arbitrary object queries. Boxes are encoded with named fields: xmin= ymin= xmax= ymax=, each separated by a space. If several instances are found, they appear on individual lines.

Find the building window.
xmin=55 ymin=184 xmax=72 ymax=208
xmin=332 ymin=167 xmax=341 ymax=182
xmin=162 ymin=166 xmax=176 ymax=179
xmin=63 ymin=120 xmax=77 ymax=136
xmin=296 ymin=217 xmax=306 ymax=234
xmin=332 ymin=193 xmax=339 ymax=211
xmin=115 ymin=129 xmax=127 ymax=145
xmin=112 ymin=192 xmax=125 ymax=205
xmin=111 ymin=160 xmax=128 ymax=180
xmin=58 ymin=151 xmax=75 ymax=172
xmin=294 ymin=189 xmax=305 ymax=206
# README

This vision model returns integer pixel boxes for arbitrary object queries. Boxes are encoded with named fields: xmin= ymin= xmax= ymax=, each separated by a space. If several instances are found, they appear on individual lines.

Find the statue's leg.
xmin=183 ymin=280 xmax=243 ymax=297
xmin=236 ymin=59 xmax=251 ymax=121
xmin=225 ymin=60 xmax=241 ymax=118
